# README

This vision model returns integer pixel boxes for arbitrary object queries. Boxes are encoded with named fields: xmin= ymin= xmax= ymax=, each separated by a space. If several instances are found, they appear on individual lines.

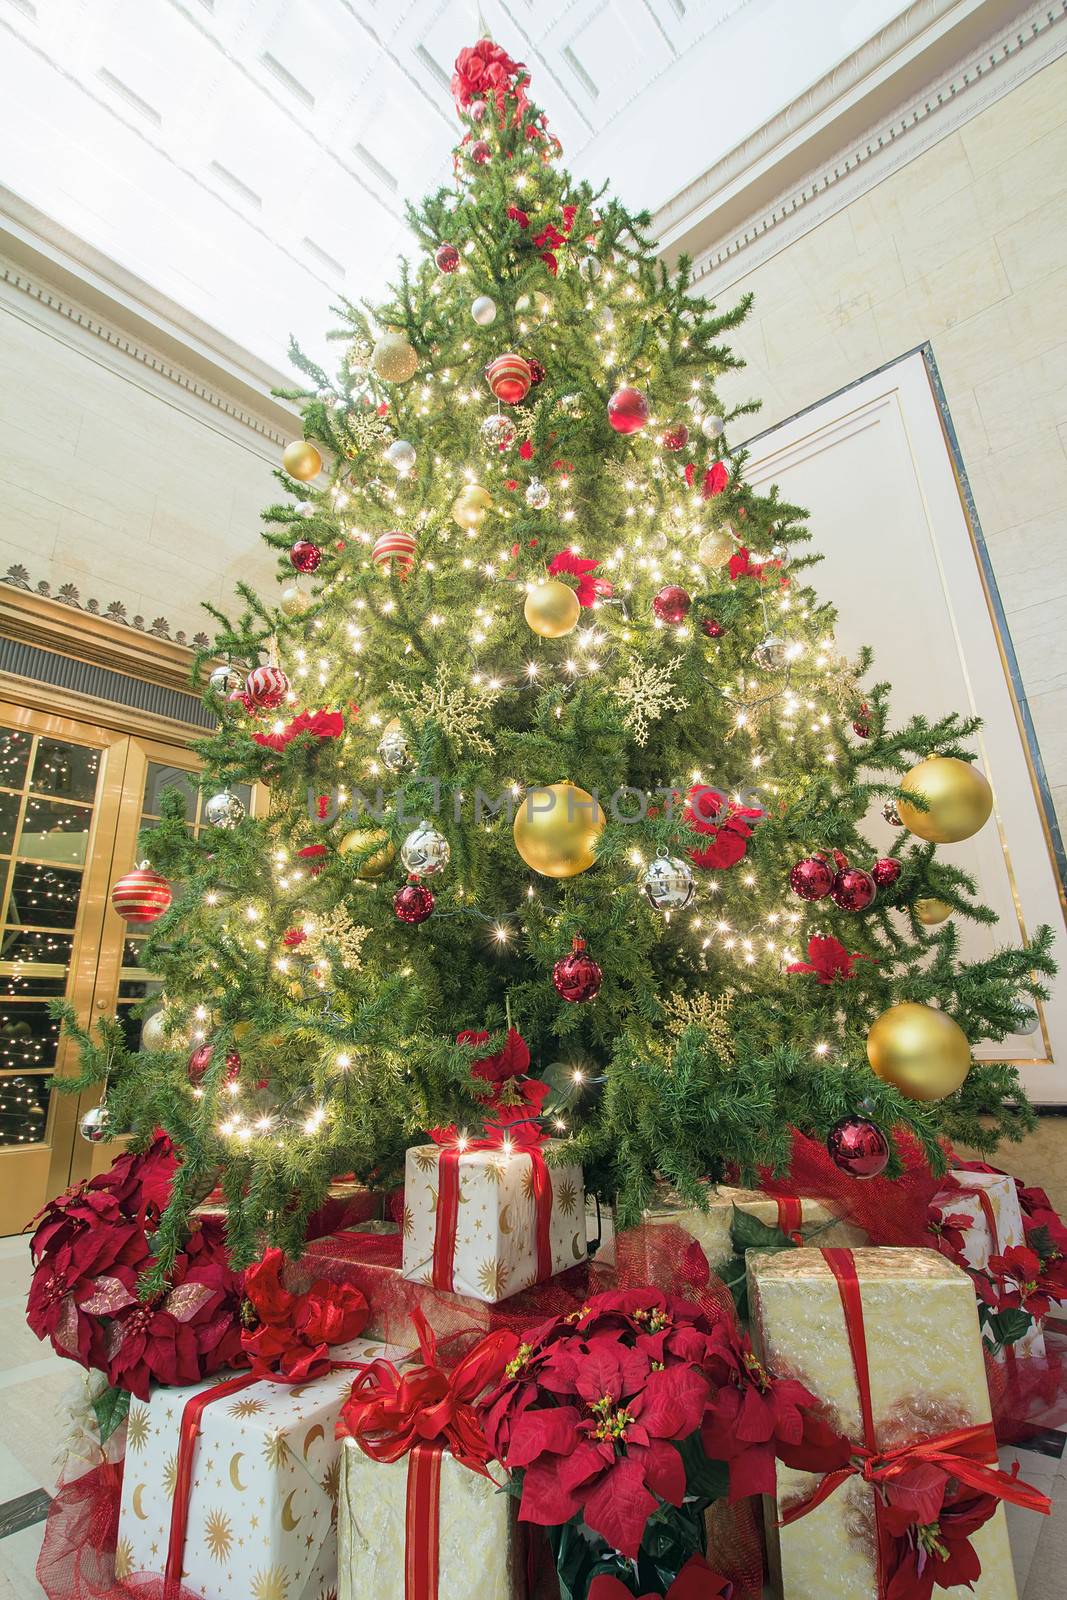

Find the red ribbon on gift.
xmin=429 ymin=1130 xmax=553 ymax=1293
xmin=338 ymin=1308 xmax=517 ymax=1600
xmin=778 ymin=1248 xmax=1050 ymax=1596
xmin=776 ymin=1195 xmax=803 ymax=1244
xmin=165 ymin=1371 xmax=260 ymax=1587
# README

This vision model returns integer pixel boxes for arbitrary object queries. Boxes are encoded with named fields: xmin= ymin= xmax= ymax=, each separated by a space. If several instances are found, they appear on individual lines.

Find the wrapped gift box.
xmin=116 ymin=1336 xmax=402 ymax=1600
xmin=749 ymin=1247 xmax=1017 ymax=1600
xmin=934 ymin=1170 xmax=1046 ymax=1361
xmin=401 ymin=1140 xmax=585 ymax=1303
xmin=643 ymin=1183 xmax=866 ymax=1272
xmin=338 ymin=1436 xmax=521 ymax=1600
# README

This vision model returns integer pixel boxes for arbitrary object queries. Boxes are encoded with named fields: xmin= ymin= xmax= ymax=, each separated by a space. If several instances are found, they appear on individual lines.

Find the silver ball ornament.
xmin=578 ymin=256 xmax=602 ymax=282
xmin=377 ymin=719 xmax=411 ymax=773
xmin=481 ymin=414 xmax=517 ymax=450
xmin=471 ymin=296 xmax=498 ymax=327
xmin=882 ymin=800 xmax=903 ymax=827
xmin=208 ymin=664 xmax=243 ymax=696
xmin=701 ymin=414 xmax=725 ymax=440
xmin=400 ymin=821 xmax=451 ymax=877
xmin=525 ymin=478 xmax=550 ymax=511
xmin=78 ymin=1105 xmax=112 ymax=1143
xmin=752 ymin=634 xmax=789 ymax=672
xmin=386 ymin=439 xmax=416 ymax=473
xmin=770 ymin=542 xmax=791 ymax=568
xmin=643 ymin=852 xmax=695 ymax=911
xmin=140 ymin=1010 xmax=170 ymax=1051
xmin=296 ymin=500 xmax=316 ymax=519
xmin=205 ymin=791 xmax=246 ymax=830
xmin=1012 ymin=1004 xmax=1041 ymax=1036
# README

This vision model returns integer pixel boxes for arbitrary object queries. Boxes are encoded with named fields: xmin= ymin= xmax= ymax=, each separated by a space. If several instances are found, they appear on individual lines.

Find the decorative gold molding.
xmin=0 ymin=583 xmax=206 ymax=696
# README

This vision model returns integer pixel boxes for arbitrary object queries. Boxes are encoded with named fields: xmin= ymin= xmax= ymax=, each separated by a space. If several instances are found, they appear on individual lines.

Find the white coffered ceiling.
xmin=0 ymin=0 xmax=974 ymax=378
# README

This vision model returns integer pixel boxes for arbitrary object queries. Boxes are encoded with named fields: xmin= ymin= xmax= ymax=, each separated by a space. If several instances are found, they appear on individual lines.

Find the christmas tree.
xmin=59 ymin=38 xmax=1053 ymax=1284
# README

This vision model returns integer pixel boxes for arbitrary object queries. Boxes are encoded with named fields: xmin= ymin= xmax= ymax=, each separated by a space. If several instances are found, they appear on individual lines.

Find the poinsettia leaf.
xmin=1027 ymin=1224 xmax=1057 ymax=1264
xmin=79 ymin=1275 xmax=138 ymax=1316
xmin=164 ymin=1282 xmax=215 ymax=1322
xmin=674 ymin=1431 xmax=730 ymax=1504
xmin=52 ymin=1297 xmax=82 ymax=1356
xmin=982 ymin=1307 xmax=1034 ymax=1352
xmin=729 ymin=1206 xmax=796 ymax=1255
xmin=92 ymin=1384 xmax=131 ymax=1444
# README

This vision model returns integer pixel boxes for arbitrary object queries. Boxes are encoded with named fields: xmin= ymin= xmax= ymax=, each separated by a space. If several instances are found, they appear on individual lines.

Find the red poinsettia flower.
xmin=242 ymin=1247 xmax=368 ymax=1382
xmin=298 ymin=843 xmax=328 ymax=875
xmin=882 ymin=1486 xmax=1000 ymax=1600
xmin=684 ymin=786 xmax=763 ymax=873
xmin=253 ymin=708 xmax=344 ymax=754
xmin=460 ymin=1027 xmax=531 ymax=1086
xmin=926 ymin=1205 xmax=974 ymax=1263
xmin=548 ymin=548 xmax=600 ymax=607
xmin=986 ymin=1245 xmax=1064 ymax=1318
xmin=728 ymin=546 xmax=782 ymax=583
xmin=786 ymin=935 xmax=873 ymax=985
xmin=704 ymin=461 xmax=729 ymax=498
xmin=482 ymin=1079 xmax=551 ymax=1148
xmin=561 ymin=204 xmax=578 ymax=234
xmin=451 ymin=39 xmax=524 ymax=111
xmin=518 ymin=440 xmax=535 ymax=461
xmin=507 ymin=205 xmax=530 ymax=229
xmin=700 ymin=1330 xmax=819 ymax=1502
xmin=589 ymin=1555 xmax=732 ymax=1600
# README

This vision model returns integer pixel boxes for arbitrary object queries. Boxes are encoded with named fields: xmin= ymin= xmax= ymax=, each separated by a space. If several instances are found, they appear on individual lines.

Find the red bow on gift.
xmin=242 ymin=1246 xmax=370 ymax=1381
xmin=338 ymin=1307 xmax=517 ymax=1475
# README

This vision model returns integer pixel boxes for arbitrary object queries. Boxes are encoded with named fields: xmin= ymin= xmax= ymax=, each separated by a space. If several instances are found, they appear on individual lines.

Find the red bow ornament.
xmin=242 ymin=1246 xmax=369 ymax=1381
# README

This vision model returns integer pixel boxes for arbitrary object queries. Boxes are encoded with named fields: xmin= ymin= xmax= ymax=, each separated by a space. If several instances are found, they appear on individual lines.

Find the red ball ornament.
xmin=830 ymin=867 xmax=877 ymax=911
xmin=435 ymin=243 xmax=460 ymax=274
xmin=470 ymin=140 xmax=491 ymax=165
xmin=111 ymin=864 xmax=172 ymax=924
xmin=852 ymin=703 xmax=871 ymax=738
xmin=289 ymin=539 xmax=321 ymax=573
xmin=485 ymin=354 xmax=532 ymax=405
xmin=371 ymin=529 xmax=417 ymax=577
xmin=789 ymin=854 xmax=834 ymax=901
xmin=701 ymin=618 xmax=725 ymax=639
xmin=661 ymin=423 xmax=689 ymax=452
xmin=826 ymin=1115 xmax=891 ymax=1179
xmin=394 ymin=879 xmax=435 ymax=925
xmin=552 ymin=936 xmax=602 ymax=1003
xmin=872 ymin=857 xmax=902 ymax=888
xmin=526 ymin=357 xmax=546 ymax=386
xmin=245 ymin=664 xmax=290 ymax=709
xmin=187 ymin=1045 xmax=241 ymax=1087
xmin=652 ymin=585 xmax=691 ymax=625
xmin=607 ymin=386 xmax=649 ymax=435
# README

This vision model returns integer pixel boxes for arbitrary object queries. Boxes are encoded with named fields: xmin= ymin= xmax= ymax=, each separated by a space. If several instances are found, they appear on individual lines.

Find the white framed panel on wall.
xmin=743 ymin=350 xmax=1067 ymax=1101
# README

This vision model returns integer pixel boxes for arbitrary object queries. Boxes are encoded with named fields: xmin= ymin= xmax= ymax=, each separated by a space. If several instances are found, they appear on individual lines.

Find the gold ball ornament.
xmin=866 ymin=1002 xmax=972 ymax=1101
xmin=338 ymin=827 xmax=396 ymax=880
xmin=513 ymin=781 xmax=605 ymax=879
xmin=370 ymin=331 xmax=418 ymax=383
xmin=280 ymin=585 xmax=311 ymax=617
xmin=896 ymin=756 xmax=993 ymax=844
xmin=281 ymin=440 xmax=322 ymax=481
xmin=451 ymin=484 xmax=493 ymax=530
xmin=915 ymin=897 xmax=953 ymax=926
xmin=697 ymin=525 xmax=736 ymax=569
xmin=524 ymin=579 xmax=580 ymax=639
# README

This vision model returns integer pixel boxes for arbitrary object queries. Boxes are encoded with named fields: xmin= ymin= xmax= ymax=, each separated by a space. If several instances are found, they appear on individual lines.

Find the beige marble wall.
xmin=713 ymin=54 xmax=1067 ymax=831
xmin=0 ymin=297 xmax=279 ymax=642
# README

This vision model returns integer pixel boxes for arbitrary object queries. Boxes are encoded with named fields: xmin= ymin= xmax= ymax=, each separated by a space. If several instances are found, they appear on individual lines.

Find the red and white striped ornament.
xmin=244 ymin=664 xmax=290 ymax=708
xmin=485 ymin=353 xmax=532 ymax=405
xmin=111 ymin=863 xmax=172 ymax=925
xmin=372 ymin=529 xmax=417 ymax=577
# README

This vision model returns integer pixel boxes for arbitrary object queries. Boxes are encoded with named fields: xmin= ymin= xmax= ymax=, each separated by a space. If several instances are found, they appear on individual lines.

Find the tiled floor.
xmin=0 ymin=1231 xmax=1064 ymax=1598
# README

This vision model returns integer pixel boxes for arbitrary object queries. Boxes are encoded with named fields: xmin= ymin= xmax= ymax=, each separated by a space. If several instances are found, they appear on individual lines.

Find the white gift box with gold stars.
xmin=932 ymin=1170 xmax=1046 ymax=1362
xmin=116 ymin=1337 xmax=403 ymax=1600
xmin=401 ymin=1140 xmax=585 ymax=1302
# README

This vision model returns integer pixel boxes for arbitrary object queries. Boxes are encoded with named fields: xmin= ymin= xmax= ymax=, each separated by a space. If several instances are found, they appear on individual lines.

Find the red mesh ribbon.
xmin=36 ymin=1461 xmax=124 ymax=1600
xmin=780 ymin=1248 xmax=1050 ymax=1596
xmin=431 ymin=1143 xmax=552 ymax=1292
xmin=759 ymin=1129 xmax=945 ymax=1246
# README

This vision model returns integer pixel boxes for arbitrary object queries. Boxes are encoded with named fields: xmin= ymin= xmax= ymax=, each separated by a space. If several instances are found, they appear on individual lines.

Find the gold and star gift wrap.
xmin=641 ymin=1184 xmax=866 ymax=1273
xmin=338 ymin=1437 xmax=521 ymax=1600
xmin=401 ymin=1140 xmax=585 ymax=1303
xmin=748 ymin=1248 xmax=1017 ymax=1600
xmin=932 ymin=1171 xmax=1046 ymax=1362
xmin=116 ymin=1336 xmax=404 ymax=1600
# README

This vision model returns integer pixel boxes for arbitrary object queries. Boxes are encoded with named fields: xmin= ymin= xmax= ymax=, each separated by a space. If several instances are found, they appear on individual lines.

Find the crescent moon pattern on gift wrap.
xmin=303 ymin=1423 xmax=325 ymax=1459
xmin=572 ymin=1231 xmax=584 ymax=1261
xmin=131 ymin=1483 xmax=148 ymax=1520
xmin=281 ymin=1489 xmax=301 ymax=1531
xmin=499 ymin=1204 xmax=513 ymax=1235
xmin=229 ymin=1451 xmax=247 ymax=1491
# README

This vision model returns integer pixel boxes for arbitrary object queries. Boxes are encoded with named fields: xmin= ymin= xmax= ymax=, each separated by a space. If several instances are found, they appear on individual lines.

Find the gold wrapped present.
xmin=643 ymin=1183 xmax=866 ymax=1272
xmin=401 ymin=1139 xmax=585 ymax=1302
xmin=749 ymin=1247 xmax=1020 ymax=1599
xmin=116 ymin=1336 xmax=402 ymax=1600
xmin=338 ymin=1436 xmax=521 ymax=1600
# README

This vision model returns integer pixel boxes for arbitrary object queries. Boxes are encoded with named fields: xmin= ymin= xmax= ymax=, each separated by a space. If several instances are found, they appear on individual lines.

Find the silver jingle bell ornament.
xmin=471 ymin=296 xmax=498 ymax=326
xmin=578 ymin=256 xmax=602 ymax=282
xmin=205 ymin=790 xmax=246 ymax=830
xmin=386 ymin=439 xmax=416 ymax=474
xmin=400 ymin=820 xmax=451 ymax=877
xmin=481 ymin=414 xmax=517 ymax=451
xmin=752 ymin=634 xmax=789 ymax=672
xmin=377 ymin=718 xmax=411 ymax=774
xmin=209 ymin=664 xmax=243 ymax=696
xmin=643 ymin=851 xmax=695 ymax=911
xmin=525 ymin=478 xmax=550 ymax=511
xmin=701 ymin=413 xmax=725 ymax=441
xmin=78 ymin=1104 xmax=112 ymax=1143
